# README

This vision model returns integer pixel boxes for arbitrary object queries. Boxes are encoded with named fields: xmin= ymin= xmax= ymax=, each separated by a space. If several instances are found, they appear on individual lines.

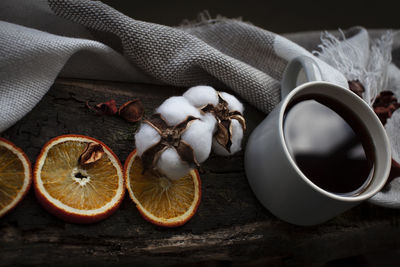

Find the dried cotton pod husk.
xmin=183 ymin=86 xmax=246 ymax=154
xmin=135 ymin=87 xmax=246 ymax=180
xmin=218 ymin=92 xmax=244 ymax=114
xmin=156 ymin=96 xmax=215 ymax=163
xmin=212 ymin=119 xmax=244 ymax=156
xmin=211 ymin=91 xmax=245 ymax=156
xmin=185 ymin=86 xmax=246 ymax=156
xmin=136 ymin=96 xmax=200 ymax=156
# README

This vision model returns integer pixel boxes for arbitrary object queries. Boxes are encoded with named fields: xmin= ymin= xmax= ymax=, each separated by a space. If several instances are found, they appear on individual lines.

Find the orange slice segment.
xmin=124 ymin=150 xmax=201 ymax=227
xmin=34 ymin=135 xmax=124 ymax=223
xmin=0 ymin=138 xmax=32 ymax=218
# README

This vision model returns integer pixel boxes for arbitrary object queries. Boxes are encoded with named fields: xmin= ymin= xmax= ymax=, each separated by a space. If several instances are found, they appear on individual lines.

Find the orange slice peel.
xmin=0 ymin=137 xmax=32 ymax=218
xmin=33 ymin=135 xmax=124 ymax=223
xmin=124 ymin=149 xmax=201 ymax=227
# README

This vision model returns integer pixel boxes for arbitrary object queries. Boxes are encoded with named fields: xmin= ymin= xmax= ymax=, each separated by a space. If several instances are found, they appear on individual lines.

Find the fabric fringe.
xmin=314 ymin=30 xmax=393 ymax=106
xmin=178 ymin=11 xmax=245 ymax=29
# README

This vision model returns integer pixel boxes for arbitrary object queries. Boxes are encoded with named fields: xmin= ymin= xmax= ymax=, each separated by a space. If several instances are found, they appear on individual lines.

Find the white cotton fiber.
xmin=156 ymin=96 xmax=201 ymax=126
xmin=219 ymin=92 xmax=244 ymax=113
xmin=136 ymin=96 xmax=216 ymax=180
xmin=135 ymin=88 xmax=245 ymax=180
xmin=182 ymin=114 xmax=216 ymax=163
xmin=212 ymin=119 xmax=244 ymax=156
xmin=201 ymin=113 xmax=218 ymax=134
xmin=183 ymin=85 xmax=219 ymax=108
xmin=156 ymin=148 xmax=192 ymax=180
xmin=135 ymin=123 xmax=161 ymax=157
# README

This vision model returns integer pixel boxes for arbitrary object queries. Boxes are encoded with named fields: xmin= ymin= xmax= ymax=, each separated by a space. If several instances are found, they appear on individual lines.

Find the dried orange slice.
xmin=0 ymin=138 xmax=32 ymax=218
xmin=125 ymin=150 xmax=201 ymax=227
xmin=34 ymin=135 xmax=124 ymax=223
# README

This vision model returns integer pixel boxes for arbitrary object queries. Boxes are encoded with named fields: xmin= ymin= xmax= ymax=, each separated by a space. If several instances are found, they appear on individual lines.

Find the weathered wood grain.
xmin=1 ymin=77 xmax=400 ymax=266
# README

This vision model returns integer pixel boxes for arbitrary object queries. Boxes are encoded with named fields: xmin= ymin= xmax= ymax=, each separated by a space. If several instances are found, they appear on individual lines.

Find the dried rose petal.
xmin=373 ymin=91 xmax=400 ymax=125
xmin=374 ymin=91 xmax=397 ymax=107
xmin=374 ymin=106 xmax=391 ymax=125
xmin=86 ymin=99 xmax=117 ymax=115
xmin=79 ymin=142 xmax=104 ymax=165
xmin=118 ymin=100 xmax=144 ymax=122
xmin=348 ymin=80 xmax=365 ymax=98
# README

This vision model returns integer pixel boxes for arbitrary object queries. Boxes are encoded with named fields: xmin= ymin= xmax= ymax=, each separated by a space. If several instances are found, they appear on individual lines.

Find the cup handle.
xmin=281 ymin=56 xmax=323 ymax=99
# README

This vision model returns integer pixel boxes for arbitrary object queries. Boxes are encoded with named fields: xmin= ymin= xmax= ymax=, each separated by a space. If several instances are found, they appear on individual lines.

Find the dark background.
xmin=102 ymin=0 xmax=399 ymax=33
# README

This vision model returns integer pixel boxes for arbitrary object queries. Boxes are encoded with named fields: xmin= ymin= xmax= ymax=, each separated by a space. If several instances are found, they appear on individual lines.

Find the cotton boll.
xmin=183 ymin=85 xmax=219 ymax=108
xmin=182 ymin=115 xmax=216 ymax=163
xmin=212 ymin=119 xmax=244 ymax=156
xmin=156 ymin=96 xmax=201 ymax=126
xmin=134 ymin=87 xmax=246 ymax=179
xmin=136 ymin=99 xmax=216 ymax=180
xmin=157 ymin=148 xmax=192 ymax=180
xmin=219 ymin=92 xmax=244 ymax=113
xmin=201 ymin=113 xmax=217 ymax=134
xmin=135 ymin=123 xmax=161 ymax=157
xmin=210 ymin=92 xmax=245 ymax=156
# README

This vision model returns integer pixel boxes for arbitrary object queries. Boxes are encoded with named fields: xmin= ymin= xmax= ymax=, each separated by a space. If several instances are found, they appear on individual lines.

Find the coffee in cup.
xmin=245 ymin=56 xmax=391 ymax=226
xmin=283 ymin=94 xmax=375 ymax=196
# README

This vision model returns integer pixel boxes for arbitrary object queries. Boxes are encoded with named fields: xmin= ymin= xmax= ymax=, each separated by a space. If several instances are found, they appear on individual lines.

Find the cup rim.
xmin=278 ymin=81 xmax=392 ymax=202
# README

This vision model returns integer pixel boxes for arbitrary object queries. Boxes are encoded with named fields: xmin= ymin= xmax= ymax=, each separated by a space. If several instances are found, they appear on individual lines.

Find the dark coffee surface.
xmin=283 ymin=97 xmax=374 ymax=195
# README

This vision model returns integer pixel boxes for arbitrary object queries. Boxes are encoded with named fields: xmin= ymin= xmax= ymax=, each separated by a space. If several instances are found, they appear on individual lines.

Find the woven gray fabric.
xmin=48 ymin=0 xmax=282 ymax=113
xmin=47 ymin=0 xmax=347 ymax=113
xmin=0 ymin=0 xmax=347 ymax=132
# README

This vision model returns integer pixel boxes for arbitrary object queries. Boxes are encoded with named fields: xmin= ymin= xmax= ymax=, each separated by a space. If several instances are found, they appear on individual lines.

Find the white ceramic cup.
xmin=245 ymin=56 xmax=392 ymax=226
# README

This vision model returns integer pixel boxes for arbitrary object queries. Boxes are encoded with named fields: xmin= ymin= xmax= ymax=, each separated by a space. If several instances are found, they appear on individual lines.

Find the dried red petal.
xmin=79 ymin=142 xmax=104 ymax=165
xmin=373 ymin=91 xmax=400 ymax=125
xmin=118 ymin=100 xmax=144 ymax=122
xmin=374 ymin=107 xmax=390 ymax=125
xmin=86 ymin=99 xmax=118 ymax=115
xmin=348 ymin=80 xmax=365 ymax=98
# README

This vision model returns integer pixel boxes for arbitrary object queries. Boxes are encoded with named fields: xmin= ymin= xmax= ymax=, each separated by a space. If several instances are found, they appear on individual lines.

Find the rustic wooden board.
xmin=1 ymin=78 xmax=400 ymax=266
